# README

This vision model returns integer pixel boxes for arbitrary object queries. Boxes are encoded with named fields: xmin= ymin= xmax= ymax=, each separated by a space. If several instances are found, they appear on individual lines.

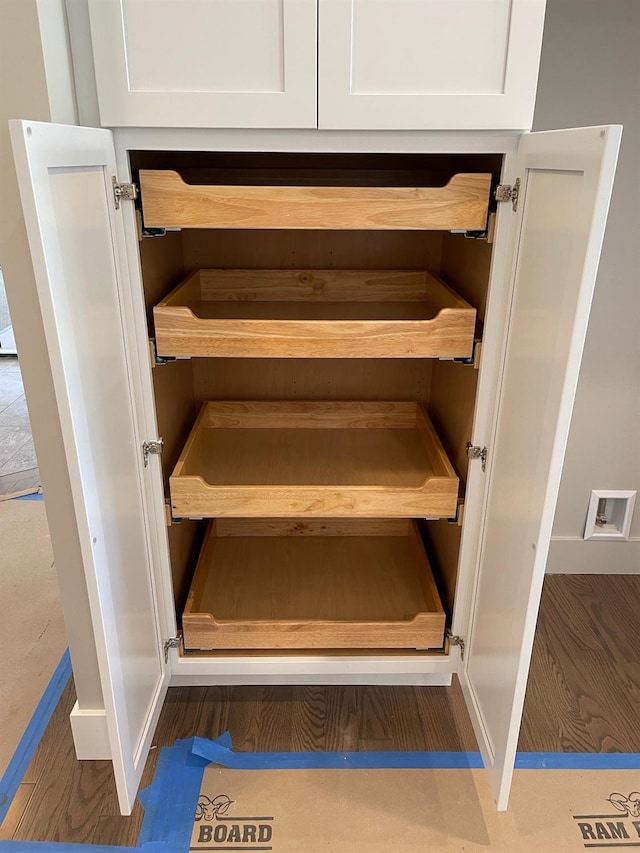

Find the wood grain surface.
xmin=182 ymin=519 xmax=445 ymax=650
xmin=153 ymin=269 xmax=476 ymax=359
xmin=170 ymin=401 xmax=459 ymax=518
xmin=139 ymin=171 xmax=491 ymax=231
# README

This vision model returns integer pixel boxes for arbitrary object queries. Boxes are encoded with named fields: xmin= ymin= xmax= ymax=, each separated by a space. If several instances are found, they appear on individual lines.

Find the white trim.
xmin=547 ymin=536 xmax=640 ymax=575
xmin=169 ymin=651 xmax=455 ymax=686
xmin=70 ymin=702 xmax=111 ymax=760
xmin=114 ymin=127 xmax=520 ymax=155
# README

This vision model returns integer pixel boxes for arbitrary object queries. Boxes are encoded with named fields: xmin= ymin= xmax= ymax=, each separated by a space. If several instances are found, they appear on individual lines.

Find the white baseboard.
xmin=546 ymin=536 xmax=640 ymax=574
xmin=69 ymin=701 xmax=111 ymax=759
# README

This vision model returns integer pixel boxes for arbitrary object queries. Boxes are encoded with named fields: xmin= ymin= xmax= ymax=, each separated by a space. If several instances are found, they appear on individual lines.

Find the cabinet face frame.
xmin=112 ymin=128 xmax=520 ymax=683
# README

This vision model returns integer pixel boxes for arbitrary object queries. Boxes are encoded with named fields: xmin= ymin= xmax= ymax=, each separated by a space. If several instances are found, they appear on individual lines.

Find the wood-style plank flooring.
xmin=3 ymin=574 xmax=640 ymax=844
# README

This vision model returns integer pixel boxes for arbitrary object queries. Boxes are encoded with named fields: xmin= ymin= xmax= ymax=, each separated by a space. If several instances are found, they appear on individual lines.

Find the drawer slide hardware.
xmin=150 ymin=338 xmax=179 ymax=366
xmin=142 ymin=438 xmax=164 ymax=467
xmin=466 ymin=442 xmax=488 ymax=472
xmin=440 ymin=338 xmax=482 ymax=367
xmin=495 ymin=178 xmax=521 ymax=212
xmin=163 ymin=635 xmax=181 ymax=663
xmin=112 ymin=177 xmax=138 ymax=210
xmin=446 ymin=631 xmax=466 ymax=660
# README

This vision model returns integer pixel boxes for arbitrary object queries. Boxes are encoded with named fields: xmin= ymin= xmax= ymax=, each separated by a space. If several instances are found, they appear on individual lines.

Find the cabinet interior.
xmin=131 ymin=150 xmax=502 ymax=655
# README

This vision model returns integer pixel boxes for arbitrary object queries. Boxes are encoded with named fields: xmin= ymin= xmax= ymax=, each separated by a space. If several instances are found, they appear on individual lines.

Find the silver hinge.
xmin=466 ymin=442 xmax=488 ymax=472
xmin=142 ymin=438 xmax=164 ymax=467
xmin=446 ymin=631 xmax=466 ymax=661
xmin=163 ymin=635 xmax=181 ymax=664
xmin=495 ymin=178 xmax=520 ymax=212
xmin=112 ymin=177 xmax=138 ymax=210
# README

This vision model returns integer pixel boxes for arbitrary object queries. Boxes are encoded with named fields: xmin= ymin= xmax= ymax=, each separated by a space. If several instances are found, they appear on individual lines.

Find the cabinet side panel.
xmin=138 ymin=231 xmax=201 ymax=617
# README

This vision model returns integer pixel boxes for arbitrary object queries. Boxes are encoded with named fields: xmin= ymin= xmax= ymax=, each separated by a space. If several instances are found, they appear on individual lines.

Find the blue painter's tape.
xmin=515 ymin=753 xmax=640 ymax=770
xmin=14 ymin=493 xmax=43 ymax=501
xmin=137 ymin=737 xmax=217 ymax=849
xmin=191 ymin=736 xmax=485 ymax=770
xmin=0 ymin=649 xmax=71 ymax=825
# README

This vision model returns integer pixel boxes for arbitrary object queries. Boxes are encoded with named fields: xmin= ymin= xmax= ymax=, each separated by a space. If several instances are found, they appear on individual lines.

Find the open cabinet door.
xmin=10 ymin=121 xmax=168 ymax=814
xmin=460 ymin=125 xmax=621 ymax=809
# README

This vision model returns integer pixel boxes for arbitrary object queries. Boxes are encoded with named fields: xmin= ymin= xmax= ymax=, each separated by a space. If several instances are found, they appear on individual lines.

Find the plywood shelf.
xmin=153 ymin=269 xmax=476 ymax=359
xmin=169 ymin=401 xmax=459 ymax=518
xmin=139 ymin=170 xmax=491 ymax=231
xmin=182 ymin=519 xmax=446 ymax=651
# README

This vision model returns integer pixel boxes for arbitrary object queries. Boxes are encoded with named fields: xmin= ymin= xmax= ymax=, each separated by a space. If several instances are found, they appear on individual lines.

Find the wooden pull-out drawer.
xmin=153 ymin=269 xmax=476 ymax=359
xmin=169 ymin=401 xmax=459 ymax=519
xmin=139 ymin=170 xmax=491 ymax=231
xmin=182 ymin=519 xmax=446 ymax=651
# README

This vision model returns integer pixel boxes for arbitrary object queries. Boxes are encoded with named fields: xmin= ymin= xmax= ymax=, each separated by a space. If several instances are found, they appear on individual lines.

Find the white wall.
xmin=533 ymin=0 xmax=640 ymax=573
xmin=0 ymin=0 xmax=105 ymax=704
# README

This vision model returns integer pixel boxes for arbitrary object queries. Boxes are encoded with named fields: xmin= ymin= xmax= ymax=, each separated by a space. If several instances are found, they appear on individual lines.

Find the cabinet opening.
xmin=133 ymin=150 xmax=502 ymax=655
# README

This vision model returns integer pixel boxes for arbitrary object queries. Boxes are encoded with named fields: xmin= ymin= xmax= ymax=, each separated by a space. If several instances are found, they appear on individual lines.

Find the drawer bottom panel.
xmin=182 ymin=519 xmax=446 ymax=651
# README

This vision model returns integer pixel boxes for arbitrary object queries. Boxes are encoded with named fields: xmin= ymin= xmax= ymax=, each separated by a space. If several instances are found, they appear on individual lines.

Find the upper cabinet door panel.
xmin=318 ymin=0 xmax=546 ymax=130
xmin=87 ymin=0 xmax=317 ymax=128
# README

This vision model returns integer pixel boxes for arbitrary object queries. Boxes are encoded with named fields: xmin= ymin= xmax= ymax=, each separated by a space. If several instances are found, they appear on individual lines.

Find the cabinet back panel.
xmin=192 ymin=358 xmax=432 ymax=406
xmin=181 ymin=229 xmax=443 ymax=274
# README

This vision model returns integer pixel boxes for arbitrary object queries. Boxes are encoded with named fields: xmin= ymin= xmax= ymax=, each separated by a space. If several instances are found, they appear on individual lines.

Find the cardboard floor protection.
xmin=191 ymin=764 xmax=640 ymax=852
xmin=0 ymin=496 xmax=66 ymax=777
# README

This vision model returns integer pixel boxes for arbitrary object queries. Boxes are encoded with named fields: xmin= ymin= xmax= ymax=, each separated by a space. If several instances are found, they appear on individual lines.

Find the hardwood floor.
xmin=519 ymin=574 xmax=640 ymax=752
xmin=2 ymin=574 xmax=639 ymax=844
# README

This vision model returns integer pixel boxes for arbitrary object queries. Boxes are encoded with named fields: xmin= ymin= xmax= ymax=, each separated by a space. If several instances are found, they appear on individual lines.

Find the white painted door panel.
xmin=88 ymin=0 xmax=317 ymax=128
xmin=460 ymin=126 xmax=621 ymax=808
xmin=319 ymin=0 xmax=546 ymax=129
xmin=10 ymin=121 xmax=168 ymax=815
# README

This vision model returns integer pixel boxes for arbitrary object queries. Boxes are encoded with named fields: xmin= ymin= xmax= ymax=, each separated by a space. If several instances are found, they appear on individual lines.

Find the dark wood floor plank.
xmin=520 ymin=574 xmax=640 ymax=753
xmin=289 ymin=686 xmax=328 ymax=752
xmin=0 ymin=783 xmax=35 ymax=840
xmin=414 ymin=678 xmax=479 ymax=752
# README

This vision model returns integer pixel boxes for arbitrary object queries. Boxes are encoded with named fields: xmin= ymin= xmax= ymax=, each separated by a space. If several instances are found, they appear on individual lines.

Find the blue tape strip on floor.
xmin=515 ymin=752 xmax=640 ymax=770
xmin=0 ymin=648 xmax=71 ymax=825
xmin=14 ymin=493 xmax=43 ymax=501
xmin=191 ymin=736 xmax=485 ymax=770
xmin=137 ymin=738 xmax=211 ymax=849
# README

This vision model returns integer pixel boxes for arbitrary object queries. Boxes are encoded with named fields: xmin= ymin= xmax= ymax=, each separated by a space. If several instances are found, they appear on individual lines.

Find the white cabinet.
xmin=86 ymin=0 xmax=318 ymax=128
xmin=84 ymin=0 xmax=545 ymax=130
xmin=319 ymin=0 xmax=547 ymax=130
xmin=10 ymin=121 xmax=620 ymax=817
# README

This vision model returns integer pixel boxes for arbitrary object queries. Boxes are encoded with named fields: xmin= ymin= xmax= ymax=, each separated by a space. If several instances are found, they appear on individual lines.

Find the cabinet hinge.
xmin=142 ymin=438 xmax=164 ymax=467
xmin=112 ymin=177 xmax=138 ymax=210
xmin=466 ymin=442 xmax=488 ymax=472
xmin=163 ymin=635 xmax=181 ymax=664
xmin=495 ymin=178 xmax=520 ymax=212
xmin=446 ymin=631 xmax=466 ymax=660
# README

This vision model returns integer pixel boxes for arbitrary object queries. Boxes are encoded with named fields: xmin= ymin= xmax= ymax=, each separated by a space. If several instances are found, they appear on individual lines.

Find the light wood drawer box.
xmin=169 ymin=401 xmax=459 ymax=519
xmin=153 ymin=269 xmax=476 ymax=360
xmin=182 ymin=519 xmax=446 ymax=651
xmin=139 ymin=170 xmax=491 ymax=231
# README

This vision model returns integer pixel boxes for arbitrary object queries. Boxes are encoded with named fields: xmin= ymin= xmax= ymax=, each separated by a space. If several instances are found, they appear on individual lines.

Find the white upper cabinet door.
xmin=319 ymin=0 xmax=546 ymax=130
xmin=10 ymin=121 xmax=168 ymax=815
xmin=87 ymin=0 xmax=318 ymax=128
xmin=460 ymin=125 xmax=621 ymax=809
